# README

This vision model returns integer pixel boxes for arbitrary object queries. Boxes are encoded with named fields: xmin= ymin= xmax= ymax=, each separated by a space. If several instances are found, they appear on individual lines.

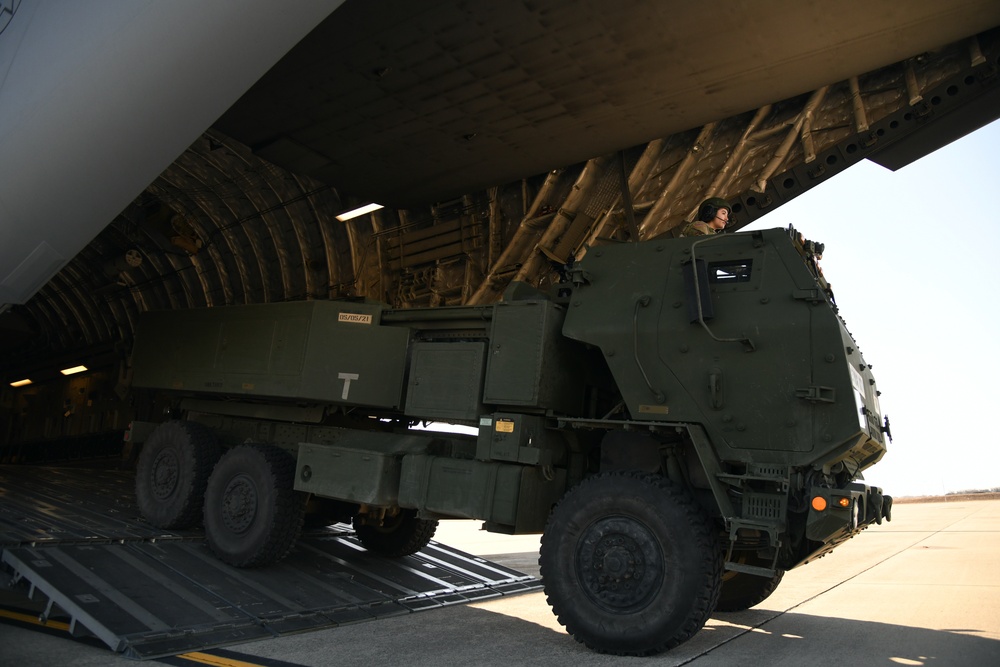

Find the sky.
xmin=742 ymin=118 xmax=1000 ymax=497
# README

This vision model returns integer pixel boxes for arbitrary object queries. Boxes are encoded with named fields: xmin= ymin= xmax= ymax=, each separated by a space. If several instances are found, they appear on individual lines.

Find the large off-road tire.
xmin=135 ymin=420 xmax=221 ymax=529
xmin=203 ymin=444 xmax=306 ymax=567
xmin=354 ymin=510 xmax=438 ymax=558
xmin=539 ymin=471 xmax=722 ymax=656
xmin=716 ymin=553 xmax=784 ymax=612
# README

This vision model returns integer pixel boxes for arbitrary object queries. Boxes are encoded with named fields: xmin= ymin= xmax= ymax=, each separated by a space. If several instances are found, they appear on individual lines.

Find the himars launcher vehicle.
xmin=128 ymin=225 xmax=892 ymax=655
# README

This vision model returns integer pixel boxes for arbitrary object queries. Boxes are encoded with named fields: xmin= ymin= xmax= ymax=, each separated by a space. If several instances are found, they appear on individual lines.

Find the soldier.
xmin=680 ymin=197 xmax=732 ymax=236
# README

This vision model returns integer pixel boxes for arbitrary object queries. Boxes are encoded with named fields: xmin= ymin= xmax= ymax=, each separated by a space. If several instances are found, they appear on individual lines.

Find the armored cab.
xmin=562 ymin=227 xmax=886 ymax=471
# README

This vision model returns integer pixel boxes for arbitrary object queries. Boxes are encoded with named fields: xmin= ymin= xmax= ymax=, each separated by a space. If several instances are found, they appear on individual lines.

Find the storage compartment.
xmin=404 ymin=341 xmax=486 ymax=421
xmin=482 ymin=301 xmax=586 ymax=414
xmin=398 ymin=455 xmax=520 ymax=526
xmin=398 ymin=454 xmax=567 ymax=533
xmin=295 ymin=442 xmax=402 ymax=506
xmin=293 ymin=430 xmax=438 ymax=506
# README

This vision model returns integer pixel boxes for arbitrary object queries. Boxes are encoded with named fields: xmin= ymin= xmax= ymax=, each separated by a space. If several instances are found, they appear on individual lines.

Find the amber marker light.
xmin=811 ymin=496 xmax=828 ymax=511
xmin=836 ymin=496 xmax=851 ymax=508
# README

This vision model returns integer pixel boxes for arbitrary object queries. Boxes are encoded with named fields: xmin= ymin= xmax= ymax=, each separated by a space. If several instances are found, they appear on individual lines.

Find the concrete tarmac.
xmin=2 ymin=499 xmax=998 ymax=666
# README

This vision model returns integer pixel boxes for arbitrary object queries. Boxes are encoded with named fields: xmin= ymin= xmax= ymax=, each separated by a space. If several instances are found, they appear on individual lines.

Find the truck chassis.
xmin=129 ymin=227 xmax=892 ymax=654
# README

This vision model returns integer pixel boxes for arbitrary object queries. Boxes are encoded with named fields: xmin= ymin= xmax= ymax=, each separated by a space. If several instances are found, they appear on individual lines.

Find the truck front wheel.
xmin=135 ymin=420 xmax=221 ymax=529
xmin=354 ymin=510 xmax=438 ymax=557
xmin=539 ymin=471 xmax=722 ymax=655
xmin=203 ymin=444 xmax=306 ymax=567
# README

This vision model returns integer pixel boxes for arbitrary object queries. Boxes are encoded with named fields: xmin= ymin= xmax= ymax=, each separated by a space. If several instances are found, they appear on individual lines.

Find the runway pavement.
xmin=2 ymin=498 xmax=998 ymax=666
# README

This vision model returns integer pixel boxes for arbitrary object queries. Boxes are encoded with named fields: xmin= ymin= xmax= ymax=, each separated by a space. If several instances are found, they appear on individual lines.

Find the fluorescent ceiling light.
xmin=335 ymin=203 xmax=384 ymax=221
xmin=10 ymin=379 xmax=32 ymax=387
xmin=60 ymin=365 xmax=88 ymax=375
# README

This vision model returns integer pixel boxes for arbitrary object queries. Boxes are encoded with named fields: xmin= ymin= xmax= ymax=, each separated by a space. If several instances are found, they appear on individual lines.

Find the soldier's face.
xmin=710 ymin=208 xmax=729 ymax=230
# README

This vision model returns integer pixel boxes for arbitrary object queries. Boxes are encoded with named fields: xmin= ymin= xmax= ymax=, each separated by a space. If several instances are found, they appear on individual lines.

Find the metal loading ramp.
xmin=0 ymin=466 xmax=541 ymax=660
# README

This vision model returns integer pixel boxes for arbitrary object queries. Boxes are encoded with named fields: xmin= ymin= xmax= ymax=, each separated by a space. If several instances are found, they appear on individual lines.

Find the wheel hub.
xmin=150 ymin=449 xmax=179 ymax=500
xmin=221 ymin=474 xmax=258 ymax=534
xmin=576 ymin=516 xmax=663 ymax=612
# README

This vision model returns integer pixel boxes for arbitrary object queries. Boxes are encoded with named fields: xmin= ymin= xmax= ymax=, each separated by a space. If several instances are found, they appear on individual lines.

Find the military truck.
xmin=128 ymin=225 xmax=892 ymax=656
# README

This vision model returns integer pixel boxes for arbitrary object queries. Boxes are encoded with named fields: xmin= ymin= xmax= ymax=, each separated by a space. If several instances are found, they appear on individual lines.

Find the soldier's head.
xmin=697 ymin=197 xmax=732 ymax=230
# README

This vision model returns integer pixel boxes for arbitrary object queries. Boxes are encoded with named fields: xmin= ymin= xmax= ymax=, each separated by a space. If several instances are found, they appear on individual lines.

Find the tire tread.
xmin=355 ymin=511 xmax=438 ymax=558
xmin=539 ymin=471 xmax=722 ymax=656
xmin=135 ymin=420 xmax=221 ymax=529
xmin=204 ymin=444 xmax=305 ymax=568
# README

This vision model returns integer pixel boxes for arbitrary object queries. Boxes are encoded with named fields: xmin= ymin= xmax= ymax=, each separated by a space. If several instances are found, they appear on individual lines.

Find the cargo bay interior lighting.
xmin=60 ymin=365 xmax=88 ymax=375
xmin=10 ymin=379 xmax=32 ymax=387
xmin=335 ymin=203 xmax=384 ymax=221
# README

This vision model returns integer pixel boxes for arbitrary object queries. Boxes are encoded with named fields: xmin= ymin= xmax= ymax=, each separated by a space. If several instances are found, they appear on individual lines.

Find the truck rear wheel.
xmin=135 ymin=420 xmax=221 ymax=529
xmin=203 ymin=444 xmax=306 ymax=567
xmin=539 ymin=471 xmax=722 ymax=655
xmin=354 ymin=510 xmax=438 ymax=557
xmin=716 ymin=554 xmax=784 ymax=611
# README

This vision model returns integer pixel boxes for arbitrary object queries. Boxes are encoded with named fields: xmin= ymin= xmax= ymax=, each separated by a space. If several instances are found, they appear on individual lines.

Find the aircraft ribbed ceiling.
xmin=1 ymin=19 xmax=998 ymax=380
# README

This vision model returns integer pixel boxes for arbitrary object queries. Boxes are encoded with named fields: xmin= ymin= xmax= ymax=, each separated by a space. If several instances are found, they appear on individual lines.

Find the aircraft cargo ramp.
xmin=0 ymin=465 xmax=540 ymax=660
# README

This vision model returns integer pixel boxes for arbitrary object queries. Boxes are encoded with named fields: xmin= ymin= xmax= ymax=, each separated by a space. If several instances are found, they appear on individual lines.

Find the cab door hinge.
xmin=795 ymin=385 xmax=836 ymax=403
